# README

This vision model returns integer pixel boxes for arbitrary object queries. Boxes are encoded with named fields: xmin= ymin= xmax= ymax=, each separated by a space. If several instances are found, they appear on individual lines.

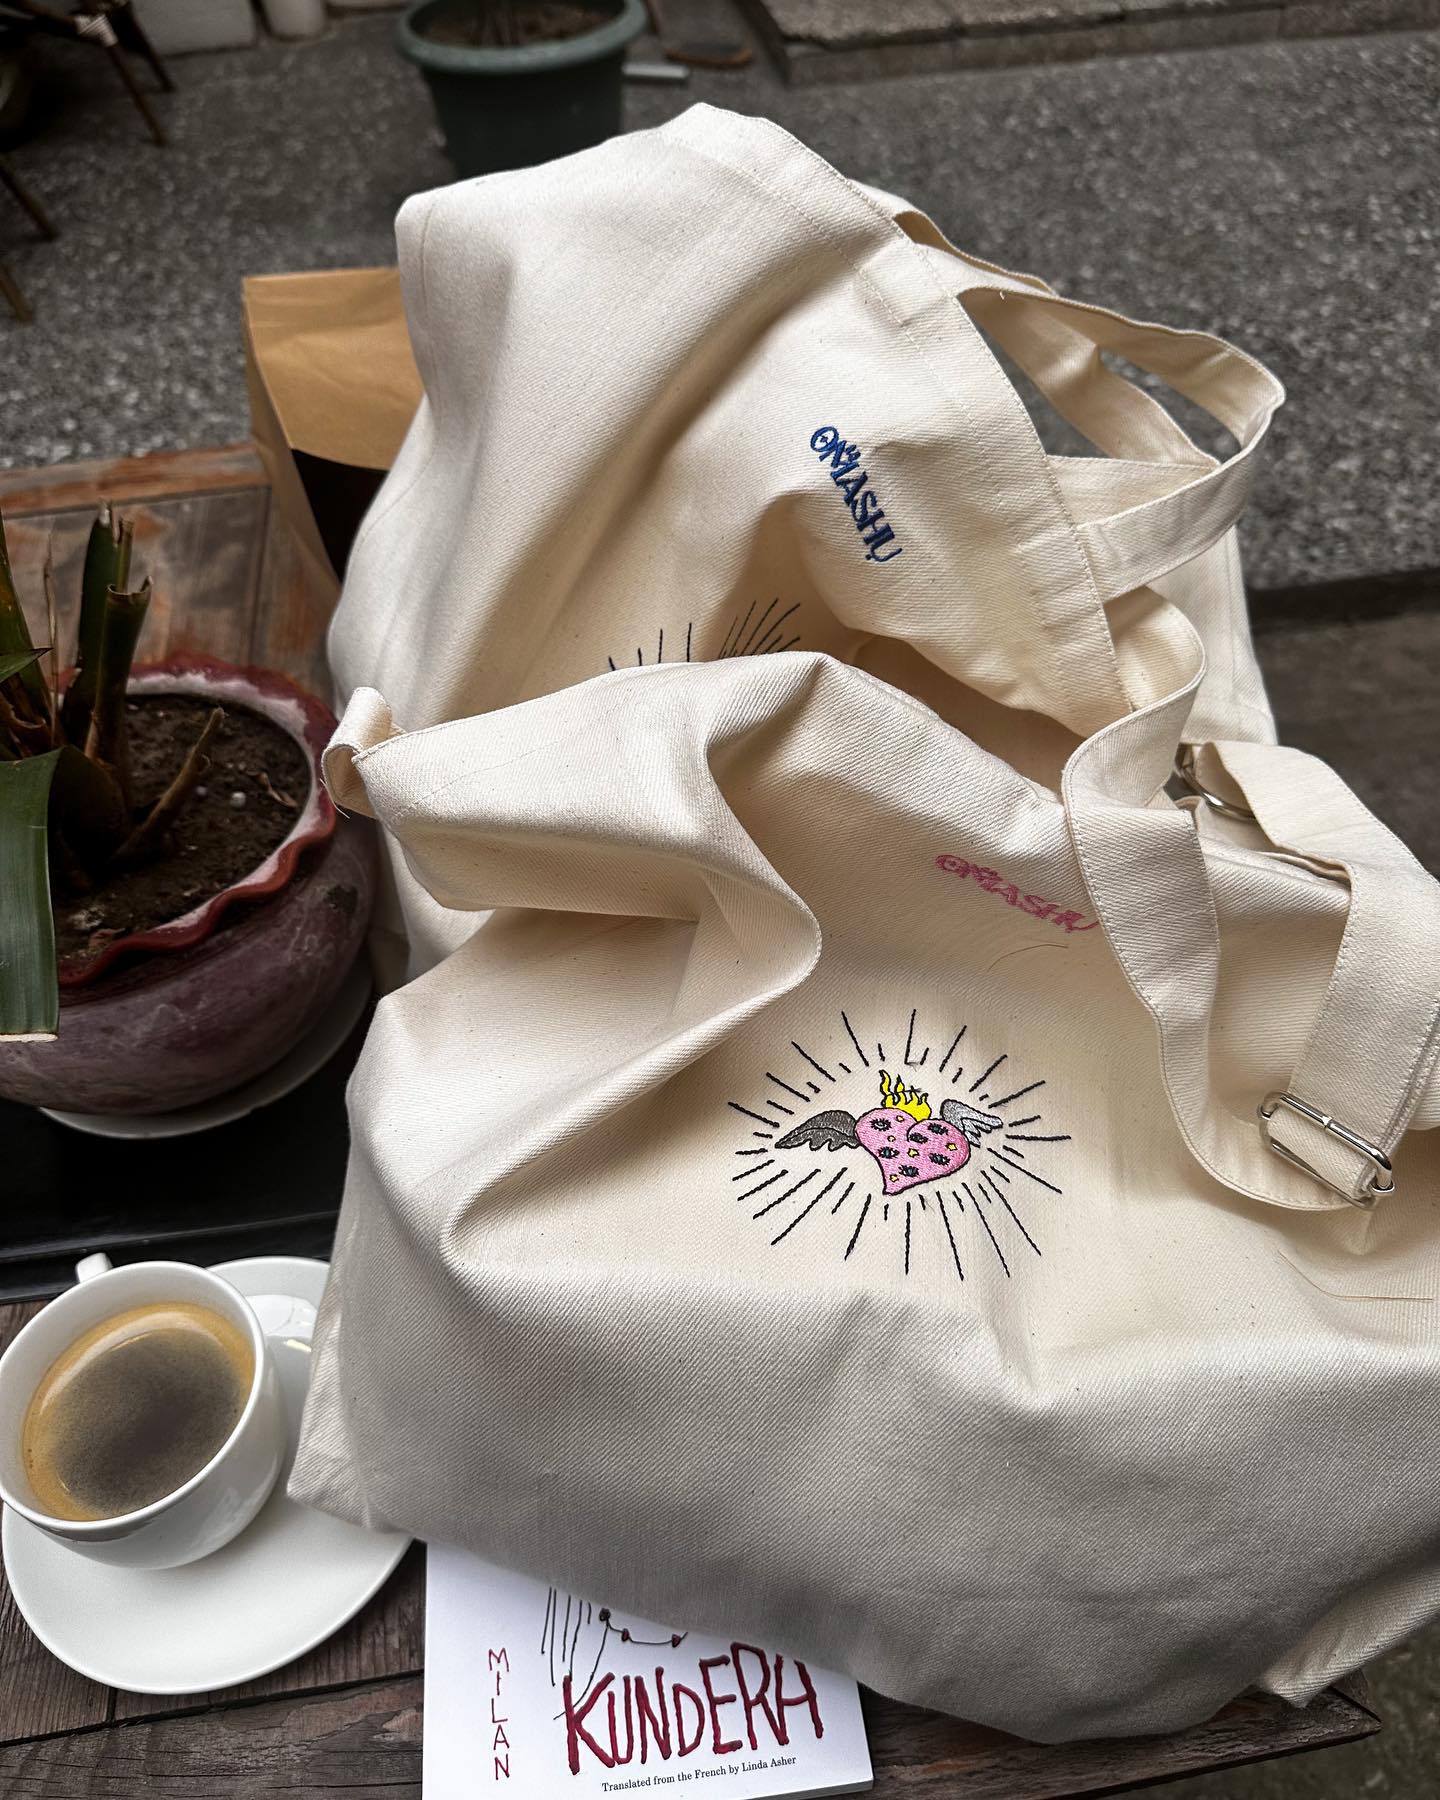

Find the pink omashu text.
xmin=934 ymin=855 xmax=1099 ymax=932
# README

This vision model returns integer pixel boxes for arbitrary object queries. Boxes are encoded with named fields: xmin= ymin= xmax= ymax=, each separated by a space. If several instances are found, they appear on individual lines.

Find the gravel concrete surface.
xmin=0 ymin=11 xmax=1437 ymax=591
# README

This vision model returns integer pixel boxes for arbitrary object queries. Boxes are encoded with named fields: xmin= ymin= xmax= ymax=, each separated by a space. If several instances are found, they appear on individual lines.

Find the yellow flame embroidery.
xmin=878 ymin=1069 xmax=931 ymax=1122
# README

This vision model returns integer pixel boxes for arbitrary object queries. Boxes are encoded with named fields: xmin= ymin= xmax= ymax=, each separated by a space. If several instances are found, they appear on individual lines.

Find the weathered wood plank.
xmin=248 ymin=489 xmax=338 ymax=699
xmin=1330 ymin=1670 xmax=1379 ymax=1715
xmin=0 ymin=1672 xmax=1381 ymax=1799
xmin=3 ymin=491 xmax=267 ymax=675
xmin=2 ymin=1678 xmax=421 ymax=1798
xmin=137 ymin=491 xmax=267 ymax=671
xmin=0 ymin=1302 xmax=113 ymax=1746
xmin=0 ymin=446 xmax=265 ymax=517
xmin=860 ymin=1681 xmax=1379 ymax=1796
xmin=111 ymin=1544 xmax=424 ymax=1721
xmin=2 ymin=476 xmax=333 ymax=698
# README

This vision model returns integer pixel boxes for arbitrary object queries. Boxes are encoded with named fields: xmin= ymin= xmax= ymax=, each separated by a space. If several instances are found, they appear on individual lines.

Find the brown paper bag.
xmin=243 ymin=267 xmax=422 ymax=595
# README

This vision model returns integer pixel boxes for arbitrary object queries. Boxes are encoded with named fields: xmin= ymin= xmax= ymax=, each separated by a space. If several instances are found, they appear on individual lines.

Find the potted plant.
xmin=0 ymin=505 xmax=373 ymax=1118
xmin=397 ymin=0 xmax=647 ymax=180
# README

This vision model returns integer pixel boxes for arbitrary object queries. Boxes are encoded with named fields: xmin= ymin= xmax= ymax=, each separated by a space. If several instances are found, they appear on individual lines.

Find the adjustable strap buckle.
xmin=1257 ymin=1091 xmax=1395 ymax=1208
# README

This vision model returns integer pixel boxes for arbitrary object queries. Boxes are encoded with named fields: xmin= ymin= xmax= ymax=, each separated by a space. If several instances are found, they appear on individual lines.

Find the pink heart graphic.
xmin=855 ymin=1108 xmax=971 ymax=1196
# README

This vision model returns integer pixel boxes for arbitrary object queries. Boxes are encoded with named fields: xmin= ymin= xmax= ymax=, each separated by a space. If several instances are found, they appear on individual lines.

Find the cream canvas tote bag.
xmin=295 ymin=106 xmax=1440 ymax=1741
xmin=326 ymin=104 xmax=1281 ymax=984
xmin=291 ymin=636 xmax=1440 ymax=1741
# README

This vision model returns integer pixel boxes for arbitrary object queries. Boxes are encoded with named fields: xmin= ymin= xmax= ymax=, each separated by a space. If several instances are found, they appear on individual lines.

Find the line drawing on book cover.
xmin=727 ymin=1006 xmax=1069 ymax=1278
xmin=541 ymin=1587 xmax=688 ymax=1707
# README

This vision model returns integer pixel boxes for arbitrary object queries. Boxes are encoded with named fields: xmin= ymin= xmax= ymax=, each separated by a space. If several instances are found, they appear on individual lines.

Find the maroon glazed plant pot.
xmin=0 ymin=657 xmax=375 ymax=1117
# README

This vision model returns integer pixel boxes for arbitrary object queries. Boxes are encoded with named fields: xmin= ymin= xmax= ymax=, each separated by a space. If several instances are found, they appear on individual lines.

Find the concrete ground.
xmin=1160 ymin=1630 xmax=1438 ymax=1800
xmin=0 ymin=9 xmax=1437 ymax=1794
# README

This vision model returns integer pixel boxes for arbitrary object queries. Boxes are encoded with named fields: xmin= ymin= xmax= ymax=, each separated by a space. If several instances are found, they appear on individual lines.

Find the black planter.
xmin=398 ymin=0 xmax=648 ymax=180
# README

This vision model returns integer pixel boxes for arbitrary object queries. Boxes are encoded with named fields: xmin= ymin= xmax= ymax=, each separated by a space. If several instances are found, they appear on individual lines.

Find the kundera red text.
xmin=563 ymin=1642 xmax=824 ymax=1775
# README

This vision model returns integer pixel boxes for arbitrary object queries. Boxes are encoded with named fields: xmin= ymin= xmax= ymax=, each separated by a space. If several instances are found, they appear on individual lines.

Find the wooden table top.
xmin=0 ymin=446 xmax=1383 ymax=1797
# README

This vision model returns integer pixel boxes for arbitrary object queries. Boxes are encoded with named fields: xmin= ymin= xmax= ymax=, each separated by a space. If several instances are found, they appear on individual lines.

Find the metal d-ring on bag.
xmin=296 ymin=106 xmax=1440 ymax=1746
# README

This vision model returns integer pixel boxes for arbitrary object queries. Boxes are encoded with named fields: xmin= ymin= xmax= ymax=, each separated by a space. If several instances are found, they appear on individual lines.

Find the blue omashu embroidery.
xmin=810 ymin=426 xmax=903 ymax=563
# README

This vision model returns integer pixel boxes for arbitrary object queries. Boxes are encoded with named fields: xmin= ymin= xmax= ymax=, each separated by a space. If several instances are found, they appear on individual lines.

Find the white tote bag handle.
xmin=906 ymin=239 xmax=1283 ymax=606
xmin=1063 ymin=615 xmax=1440 ymax=1209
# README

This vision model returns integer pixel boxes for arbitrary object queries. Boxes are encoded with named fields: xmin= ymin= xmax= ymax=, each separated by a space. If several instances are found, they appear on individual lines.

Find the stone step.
xmin=739 ymin=0 xmax=1440 ymax=80
xmin=1256 ymin=594 xmax=1440 ymax=872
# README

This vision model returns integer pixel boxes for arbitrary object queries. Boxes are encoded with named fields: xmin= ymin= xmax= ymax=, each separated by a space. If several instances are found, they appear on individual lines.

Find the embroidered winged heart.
xmin=776 ymin=1070 xmax=1003 ymax=1196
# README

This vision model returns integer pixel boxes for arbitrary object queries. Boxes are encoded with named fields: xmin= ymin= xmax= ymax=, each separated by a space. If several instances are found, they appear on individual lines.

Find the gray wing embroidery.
xmin=940 ymin=1098 xmax=1005 ymax=1146
xmin=776 ymin=1109 xmax=859 ymax=1152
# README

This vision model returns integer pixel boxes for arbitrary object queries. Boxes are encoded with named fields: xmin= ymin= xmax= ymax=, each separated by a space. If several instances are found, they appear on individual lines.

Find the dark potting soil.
xmin=419 ymin=3 xmax=613 ymax=48
xmin=53 ymin=696 xmax=311 ymax=963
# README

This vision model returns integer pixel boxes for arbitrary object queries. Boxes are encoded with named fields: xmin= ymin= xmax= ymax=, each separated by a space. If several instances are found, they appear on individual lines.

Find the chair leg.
xmin=0 ymin=259 xmax=34 ymax=323
xmin=103 ymin=41 xmax=166 ymax=145
xmin=4 ymin=4 xmax=168 ymax=143
xmin=0 ymin=158 xmax=58 ymax=240
xmin=105 ymin=0 xmax=175 ymax=92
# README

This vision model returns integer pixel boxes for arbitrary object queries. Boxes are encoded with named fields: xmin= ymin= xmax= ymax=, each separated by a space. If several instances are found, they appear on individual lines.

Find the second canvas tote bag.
xmin=327 ymin=103 xmax=1282 ymax=981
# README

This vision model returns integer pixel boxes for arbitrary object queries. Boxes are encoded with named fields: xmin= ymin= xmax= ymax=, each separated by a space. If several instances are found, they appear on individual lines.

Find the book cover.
xmin=424 ymin=1544 xmax=874 ymax=1800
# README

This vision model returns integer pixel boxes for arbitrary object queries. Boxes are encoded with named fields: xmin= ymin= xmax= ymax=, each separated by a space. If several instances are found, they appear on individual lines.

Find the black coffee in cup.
xmin=19 ymin=1301 xmax=254 ymax=1522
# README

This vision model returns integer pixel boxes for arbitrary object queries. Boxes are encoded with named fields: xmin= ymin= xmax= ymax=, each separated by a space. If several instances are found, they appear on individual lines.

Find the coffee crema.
xmin=20 ymin=1300 xmax=254 ymax=1522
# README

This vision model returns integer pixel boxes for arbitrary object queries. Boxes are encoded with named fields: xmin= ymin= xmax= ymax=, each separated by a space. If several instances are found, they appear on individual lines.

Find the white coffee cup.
xmin=0 ymin=1257 xmax=284 ymax=1569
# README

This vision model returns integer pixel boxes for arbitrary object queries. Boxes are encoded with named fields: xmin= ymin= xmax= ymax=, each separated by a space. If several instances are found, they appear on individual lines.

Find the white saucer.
xmin=2 ymin=1255 xmax=410 ymax=1695
xmin=40 ymin=961 xmax=372 ymax=1139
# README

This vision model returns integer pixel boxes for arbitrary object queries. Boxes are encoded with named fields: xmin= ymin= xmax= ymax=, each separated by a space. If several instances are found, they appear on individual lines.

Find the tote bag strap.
xmin=857 ymin=198 xmax=1207 ymax=467
xmin=912 ymin=242 xmax=1284 ymax=605
xmin=1209 ymin=739 xmax=1440 ymax=1196
xmin=1063 ymin=638 xmax=1440 ymax=1210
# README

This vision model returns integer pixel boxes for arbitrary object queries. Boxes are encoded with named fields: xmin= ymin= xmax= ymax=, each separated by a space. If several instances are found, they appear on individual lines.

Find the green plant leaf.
xmin=0 ymin=748 xmax=59 ymax=1040
xmin=84 ymin=579 xmax=151 ymax=807
xmin=49 ymin=740 xmax=127 ymax=864
xmin=0 ymin=649 xmax=43 ymax=686
xmin=63 ymin=506 xmax=131 ymax=746
xmin=0 ymin=512 xmax=50 ymax=726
